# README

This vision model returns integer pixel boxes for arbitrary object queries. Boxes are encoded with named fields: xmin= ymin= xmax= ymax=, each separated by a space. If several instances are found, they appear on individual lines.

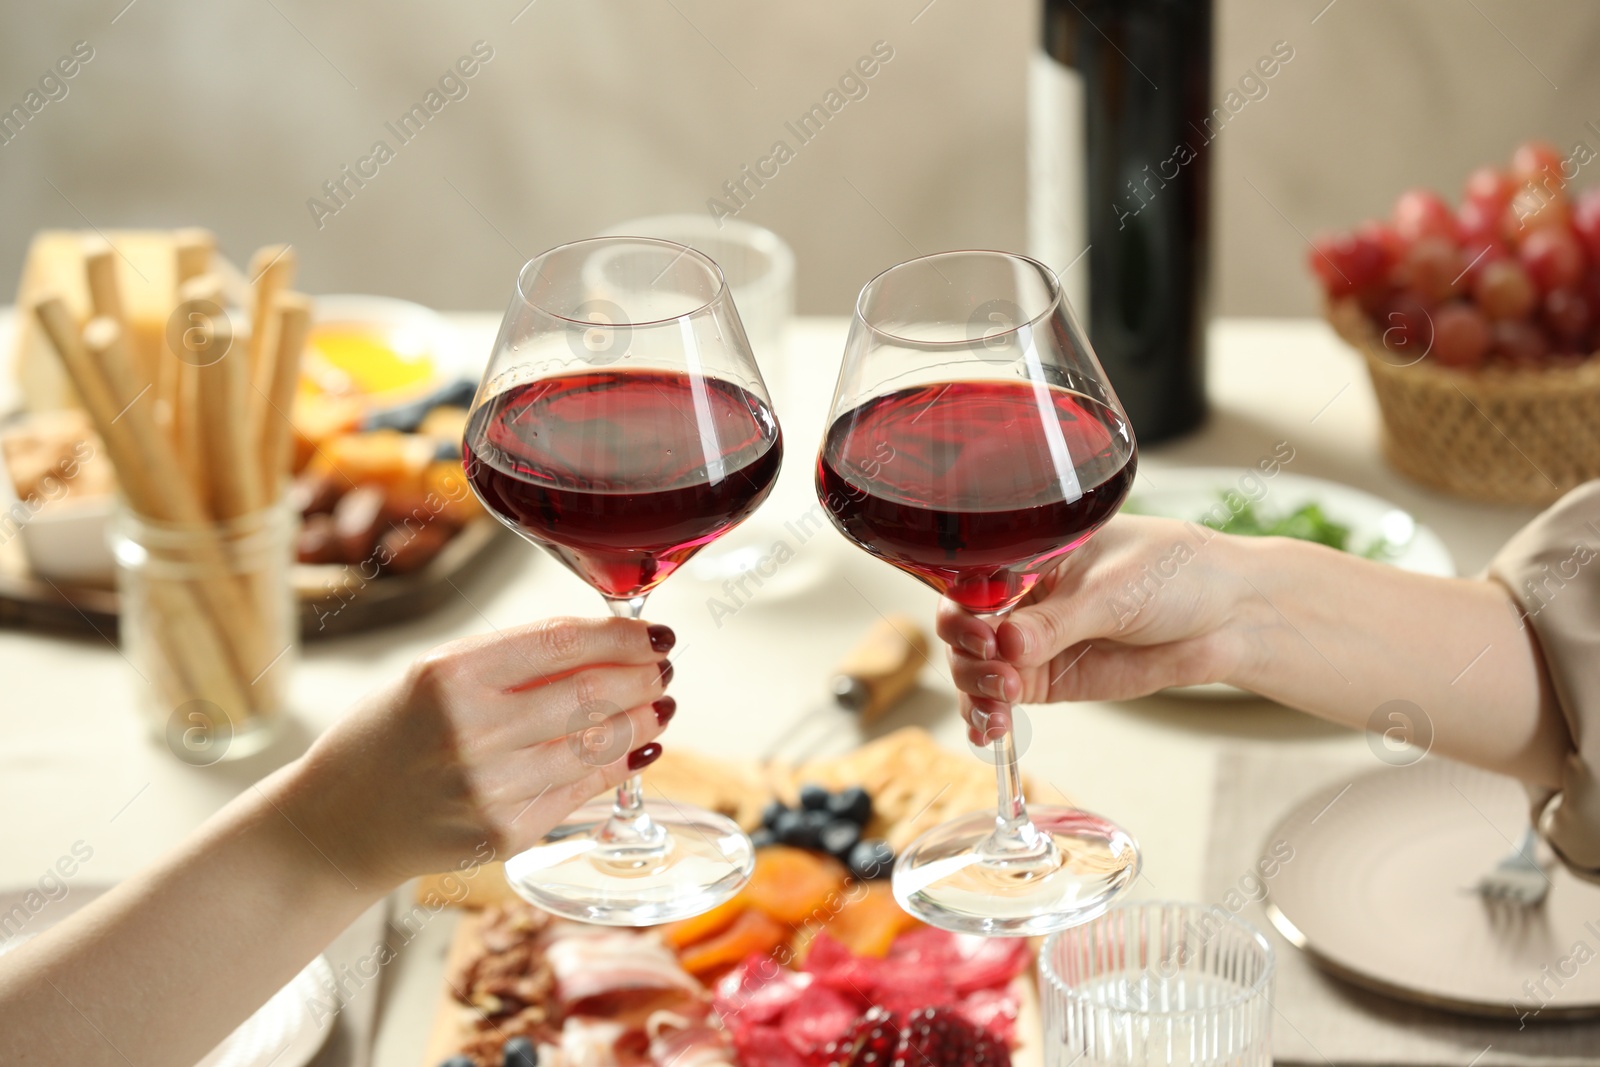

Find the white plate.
xmin=195 ymin=954 xmax=337 ymax=1067
xmin=1129 ymin=467 xmax=1455 ymax=699
xmin=0 ymin=884 xmax=338 ymax=1067
xmin=1263 ymin=760 xmax=1600 ymax=1018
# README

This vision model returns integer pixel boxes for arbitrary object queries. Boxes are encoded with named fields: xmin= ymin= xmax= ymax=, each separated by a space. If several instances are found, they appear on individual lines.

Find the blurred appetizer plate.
xmin=0 ymin=513 xmax=507 ymax=640
xmin=0 ymin=291 xmax=507 ymax=638
xmin=305 ymin=295 xmax=471 ymax=399
xmin=0 ymin=884 xmax=337 ymax=1067
xmin=1263 ymin=760 xmax=1600 ymax=1018
xmin=1129 ymin=467 xmax=1454 ymax=699
xmin=0 ymin=430 xmax=113 ymax=584
xmin=0 ymin=300 xmax=136 ymax=586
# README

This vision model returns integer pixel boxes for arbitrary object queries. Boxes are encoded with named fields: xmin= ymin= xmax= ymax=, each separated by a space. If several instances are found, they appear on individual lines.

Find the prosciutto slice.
xmin=547 ymin=930 xmax=706 ymax=1014
xmin=646 ymin=1010 xmax=738 ymax=1066
xmin=558 ymin=1016 xmax=629 ymax=1067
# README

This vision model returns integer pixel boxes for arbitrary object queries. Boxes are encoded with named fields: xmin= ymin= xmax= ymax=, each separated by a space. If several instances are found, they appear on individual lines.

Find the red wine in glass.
xmin=817 ymin=380 xmax=1134 ymax=614
xmin=465 ymin=369 xmax=783 ymax=599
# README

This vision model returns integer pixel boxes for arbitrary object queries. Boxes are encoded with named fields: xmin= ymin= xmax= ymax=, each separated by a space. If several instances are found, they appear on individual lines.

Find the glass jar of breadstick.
xmin=27 ymin=233 xmax=312 ymax=763
xmin=111 ymin=498 xmax=298 ymax=764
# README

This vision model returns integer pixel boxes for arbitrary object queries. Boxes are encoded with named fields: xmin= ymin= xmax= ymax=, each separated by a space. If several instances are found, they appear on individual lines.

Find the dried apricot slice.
xmin=678 ymin=909 xmax=790 ymax=979
xmin=659 ymin=894 xmax=747 ymax=951
xmin=744 ymin=846 xmax=848 ymax=925
xmin=817 ymin=882 xmax=920 ymax=958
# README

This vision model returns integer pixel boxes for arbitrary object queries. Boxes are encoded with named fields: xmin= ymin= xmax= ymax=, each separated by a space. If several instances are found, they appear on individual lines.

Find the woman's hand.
xmin=274 ymin=616 xmax=678 ymax=890
xmin=939 ymin=515 xmax=1258 ymax=740
xmin=937 ymin=513 xmax=1568 ymax=794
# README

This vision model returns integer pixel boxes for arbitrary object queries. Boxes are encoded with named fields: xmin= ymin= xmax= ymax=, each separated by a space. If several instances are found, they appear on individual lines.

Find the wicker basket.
xmin=1326 ymin=298 xmax=1600 ymax=506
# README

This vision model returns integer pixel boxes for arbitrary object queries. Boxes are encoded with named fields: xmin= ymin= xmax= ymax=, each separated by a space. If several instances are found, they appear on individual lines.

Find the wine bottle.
xmin=1030 ymin=0 xmax=1213 ymax=442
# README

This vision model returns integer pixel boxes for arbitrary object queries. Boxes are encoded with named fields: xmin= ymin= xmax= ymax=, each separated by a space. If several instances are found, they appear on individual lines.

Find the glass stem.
xmin=601 ymin=595 xmax=666 ymax=850
xmin=977 ymin=606 xmax=1051 ymax=861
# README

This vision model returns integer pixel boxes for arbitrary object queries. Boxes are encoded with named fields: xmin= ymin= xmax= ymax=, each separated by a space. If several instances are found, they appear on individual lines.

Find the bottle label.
xmin=1027 ymin=50 xmax=1089 ymax=330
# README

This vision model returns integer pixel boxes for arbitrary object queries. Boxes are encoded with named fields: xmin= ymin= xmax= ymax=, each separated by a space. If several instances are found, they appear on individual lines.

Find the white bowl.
xmin=0 ymin=444 xmax=115 ymax=585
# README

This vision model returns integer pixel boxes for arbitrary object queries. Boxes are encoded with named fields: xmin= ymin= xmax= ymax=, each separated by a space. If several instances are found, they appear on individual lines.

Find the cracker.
xmin=641 ymin=747 xmax=768 ymax=831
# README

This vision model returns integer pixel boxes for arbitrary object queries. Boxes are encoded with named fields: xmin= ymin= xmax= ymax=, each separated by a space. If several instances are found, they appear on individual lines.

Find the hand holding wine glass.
xmin=464 ymin=237 xmax=782 ymax=925
xmin=816 ymin=250 xmax=1140 ymax=936
xmin=937 ymin=513 xmax=1261 ymax=736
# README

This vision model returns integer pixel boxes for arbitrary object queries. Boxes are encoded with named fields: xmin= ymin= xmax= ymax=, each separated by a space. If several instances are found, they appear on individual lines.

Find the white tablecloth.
xmin=0 ymin=315 xmax=1542 ymax=1066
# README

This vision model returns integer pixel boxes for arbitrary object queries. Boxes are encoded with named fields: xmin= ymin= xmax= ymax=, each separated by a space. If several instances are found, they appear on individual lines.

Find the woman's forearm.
xmin=0 ymin=617 xmax=675 ymax=1066
xmin=1229 ymin=536 xmax=1569 ymax=787
xmin=0 ymin=759 xmax=383 ymax=1067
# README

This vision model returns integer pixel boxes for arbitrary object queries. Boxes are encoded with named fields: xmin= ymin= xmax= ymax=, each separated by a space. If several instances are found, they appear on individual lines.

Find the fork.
xmin=1472 ymin=826 xmax=1550 ymax=906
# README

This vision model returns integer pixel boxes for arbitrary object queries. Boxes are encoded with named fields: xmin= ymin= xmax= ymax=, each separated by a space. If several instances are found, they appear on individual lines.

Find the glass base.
xmin=503 ymin=799 xmax=755 ymax=925
xmin=892 ymin=806 xmax=1140 ymax=937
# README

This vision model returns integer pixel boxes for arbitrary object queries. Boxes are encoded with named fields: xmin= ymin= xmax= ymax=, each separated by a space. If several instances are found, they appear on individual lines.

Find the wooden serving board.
xmin=414 ymin=735 xmax=1048 ymax=1067
xmin=419 ymin=903 xmax=1044 ymax=1067
xmin=0 ymin=516 xmax=510 ymax=640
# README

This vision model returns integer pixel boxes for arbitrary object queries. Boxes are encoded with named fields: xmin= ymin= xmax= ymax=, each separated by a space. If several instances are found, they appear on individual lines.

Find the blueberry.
xmin=772 ymin=808 xmax=806 ymax=843
xmin=760 ymin=799 xmax=788 ymax=829
xmin=750 ymin=827 xmax=777 ymax=850
xmin=819 ymin=819 xmax=862 ymax=858
xmin=847 ymin=839 xmax=895 ymax=881
xmin=799 ymin=783 xmax=831 ymax=811
xmin=436 ymin=378 xmax=479 ymax=409
xmin=826 ymin=786 xmax=872 ymax=826
xmin=795 ymin=809 xmax=833 ymax=847
xmin=502 ymin=1036 xmax=539 ymax=1067
xmin=774 ymin=809 xmax=825 ymax=851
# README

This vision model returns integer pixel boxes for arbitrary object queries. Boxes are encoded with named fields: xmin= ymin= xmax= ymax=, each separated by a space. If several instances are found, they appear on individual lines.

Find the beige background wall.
xmin=0 ymin=1 xmax=1596 ymax=318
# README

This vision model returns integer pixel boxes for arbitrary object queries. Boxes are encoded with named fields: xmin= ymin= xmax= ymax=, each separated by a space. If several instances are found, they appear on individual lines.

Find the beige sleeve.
xmin=1486 ymin=480 xmax=1600 ymax=882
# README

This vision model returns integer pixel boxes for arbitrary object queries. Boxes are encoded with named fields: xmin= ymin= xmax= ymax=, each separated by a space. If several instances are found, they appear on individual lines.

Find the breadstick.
xmin=82 ymin=238 xmax=125 ymax=325
xmin=157 ymin=231 xmax=217 ymax=439
xmin=173 ymin=275 xmax=226 ymax=508
xmin=257 ymin=292 xmax=311 ymax=498
xmin=81 ymin=236 xmax=155 ymax=391
xmin=195 ymin=315 xmax=261 ymax=520
xmin=245 ymin=244 xmax=295 ymax=439
xmin=137 ymin=572 xmax=257 ymax=730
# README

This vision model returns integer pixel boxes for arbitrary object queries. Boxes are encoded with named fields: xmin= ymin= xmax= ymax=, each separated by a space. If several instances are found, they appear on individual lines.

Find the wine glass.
xmin=815 ymin=249 xmax=1139 ymax=936
xmin=464 ymin=237 xmax=782 ymax=925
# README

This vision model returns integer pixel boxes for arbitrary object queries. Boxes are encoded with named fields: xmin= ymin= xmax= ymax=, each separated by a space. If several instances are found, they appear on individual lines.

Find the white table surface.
xmin=0 ymin=314 xmax=1544 ymax=1065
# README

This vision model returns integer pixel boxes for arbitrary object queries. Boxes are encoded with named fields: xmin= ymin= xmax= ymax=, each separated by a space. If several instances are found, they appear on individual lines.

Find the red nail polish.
xmin=657 ymin=659 xmax=674 ymax=685
xmin=628 ymin=743 xmax=663 ymax=770
xmin=653 ymin=697 xmax=677 ymax=726
xmin=647 ymin=624 xmax=676 ymax=653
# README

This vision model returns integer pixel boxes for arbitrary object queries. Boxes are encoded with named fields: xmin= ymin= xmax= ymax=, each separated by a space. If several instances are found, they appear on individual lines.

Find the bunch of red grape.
xmin=1309 ymin=141 xmax=1600 ymax=370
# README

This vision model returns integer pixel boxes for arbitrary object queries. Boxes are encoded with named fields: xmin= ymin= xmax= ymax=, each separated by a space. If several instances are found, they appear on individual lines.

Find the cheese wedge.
xmin=11 ymin=230 xmax=179 ymax=412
